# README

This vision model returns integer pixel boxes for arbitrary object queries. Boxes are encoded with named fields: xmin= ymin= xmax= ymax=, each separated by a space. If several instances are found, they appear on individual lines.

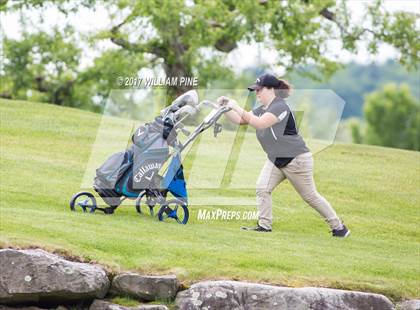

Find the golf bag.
xmin=93 ymin=115 xmax=185 ymax=209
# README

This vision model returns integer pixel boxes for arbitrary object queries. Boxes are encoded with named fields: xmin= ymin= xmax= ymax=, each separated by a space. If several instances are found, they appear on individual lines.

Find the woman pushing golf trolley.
xmin=70 ymin=90 xmax=230 ymax=224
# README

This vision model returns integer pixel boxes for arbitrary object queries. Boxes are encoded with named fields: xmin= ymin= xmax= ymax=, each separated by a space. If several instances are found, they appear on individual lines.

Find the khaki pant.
xmin=256 ymin=152 xmax=342 ymax=230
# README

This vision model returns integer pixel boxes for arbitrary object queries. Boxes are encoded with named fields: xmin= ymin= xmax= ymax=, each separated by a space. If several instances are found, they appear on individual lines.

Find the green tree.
xmin=72 ymin=49 xmax=146 ymax=111
xmin=1 ymin=28 xmax=82 ymax=106
xmin=288 ymin=60 xmax=420 ymax=119
xmin=0 ymin=28 xmax=146 ymax=111
xmin=364 ymin=83 xmax=420 ymax=151
xmin=348 ymin=118 xmax=364 ymax=144
xmin=93 ymin=0 xmax=420 ymax=97
xmin=2 ymin=0 xmax=419 ymax=106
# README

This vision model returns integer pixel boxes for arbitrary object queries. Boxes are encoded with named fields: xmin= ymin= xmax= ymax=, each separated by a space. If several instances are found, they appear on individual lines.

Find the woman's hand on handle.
xmin=216 ymin=96 xmax=246 ymax=125
xmin=226 ymin=99 xmax=238 ymax=110
xmin=217 ymin=96 xmax=278 ymax=130
xmin=216 ymin=96 xmax=229 ymax=107
xmin=216 ymin=96 xmax=237 ymax=109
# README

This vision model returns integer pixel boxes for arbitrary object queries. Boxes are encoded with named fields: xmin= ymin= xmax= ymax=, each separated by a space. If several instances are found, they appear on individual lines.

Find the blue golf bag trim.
xmin=162 ymin=153 xmax=188 ymax=202
xmin=117 ymin=169 xmax=137 ymax=198
xmin=115 ymin=152 xmax=187 ymax=202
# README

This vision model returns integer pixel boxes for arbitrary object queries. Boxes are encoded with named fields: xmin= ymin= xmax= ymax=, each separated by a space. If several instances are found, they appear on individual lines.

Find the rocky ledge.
xmin=1 ymin=248 xmax=418 ymax=310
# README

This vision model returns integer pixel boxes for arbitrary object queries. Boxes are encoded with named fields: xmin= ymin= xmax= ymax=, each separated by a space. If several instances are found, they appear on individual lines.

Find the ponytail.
xmin=274 ymin=79 xmax=292 ymax=98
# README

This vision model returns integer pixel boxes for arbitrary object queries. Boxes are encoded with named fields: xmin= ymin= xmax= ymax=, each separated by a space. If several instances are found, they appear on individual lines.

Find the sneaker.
xmin=241 ymin=224 xmax=272 ymax=232
xmin=332 ymin=224 xmax=350 ymax=238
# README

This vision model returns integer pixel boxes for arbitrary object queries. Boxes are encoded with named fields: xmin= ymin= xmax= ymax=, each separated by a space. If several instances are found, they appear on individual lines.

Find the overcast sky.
xmin=1 ymin=0 xmax=419 ymax=75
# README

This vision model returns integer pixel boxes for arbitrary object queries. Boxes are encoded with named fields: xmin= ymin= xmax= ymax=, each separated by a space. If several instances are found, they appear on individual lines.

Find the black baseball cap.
xmin=247 ymin=73 xmax=281 ymax=91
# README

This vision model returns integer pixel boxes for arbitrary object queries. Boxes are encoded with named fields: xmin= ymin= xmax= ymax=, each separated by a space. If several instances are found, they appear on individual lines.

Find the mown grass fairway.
xmin=0 ymin=99 xmax=419 ymax=301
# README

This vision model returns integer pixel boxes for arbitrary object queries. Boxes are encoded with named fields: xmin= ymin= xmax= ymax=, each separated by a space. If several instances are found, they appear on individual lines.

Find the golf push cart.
xmin=70 ymin=90 xmax=230 ymax=224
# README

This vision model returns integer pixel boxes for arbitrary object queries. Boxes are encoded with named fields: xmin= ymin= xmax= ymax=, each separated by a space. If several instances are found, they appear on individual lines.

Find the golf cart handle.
xmin=203 ymin=105 xmax=231 ymax=123
xmin=176 ymin=105 xmax=231 ymax=152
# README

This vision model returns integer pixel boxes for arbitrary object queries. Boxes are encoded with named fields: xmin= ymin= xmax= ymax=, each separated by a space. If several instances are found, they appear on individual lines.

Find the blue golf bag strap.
xmin=162 ymin=153 xmax=188 ymax=202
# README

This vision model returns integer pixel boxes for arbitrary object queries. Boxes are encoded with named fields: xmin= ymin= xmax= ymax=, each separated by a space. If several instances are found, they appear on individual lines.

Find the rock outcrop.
xmin=396 ymin=299 xmax=420 ymax=310
xmin=175 ymin=280 xmax=395 ymax=310
xmin=111 ymin=273 xmax=178 ymax=301
xmin=0 ymin=249 xmax=109 ymax=305
xmin=89 ymin=299 xmax=168 ymax=310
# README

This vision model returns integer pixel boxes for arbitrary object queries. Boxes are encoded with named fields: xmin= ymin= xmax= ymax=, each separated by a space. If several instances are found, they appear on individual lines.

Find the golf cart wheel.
xmin=135 ymin=192 xmax=156 ymax=216
xmin=70 ymin=192 xmax=97 ymax=213
xmin=157 ymin=199 xmax=189 ymax=224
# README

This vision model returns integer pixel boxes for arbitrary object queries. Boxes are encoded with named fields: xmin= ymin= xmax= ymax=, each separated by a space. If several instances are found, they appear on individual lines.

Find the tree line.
xmin=0 ymin=0 xmax=418 ymax=150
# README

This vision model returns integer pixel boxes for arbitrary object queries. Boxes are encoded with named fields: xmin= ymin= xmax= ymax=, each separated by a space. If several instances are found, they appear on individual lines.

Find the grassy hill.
xmin=0 ymin=98 xmax=419 ymax=301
